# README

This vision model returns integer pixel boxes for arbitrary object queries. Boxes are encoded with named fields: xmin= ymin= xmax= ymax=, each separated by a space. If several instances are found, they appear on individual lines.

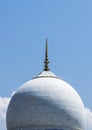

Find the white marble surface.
xmin=6 ymin=71 xmax=85 ymax=130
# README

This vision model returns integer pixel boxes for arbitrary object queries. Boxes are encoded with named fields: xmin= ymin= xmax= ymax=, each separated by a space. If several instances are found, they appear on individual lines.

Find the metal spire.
xmin=44 ymin=38 xmax=49 ymax=71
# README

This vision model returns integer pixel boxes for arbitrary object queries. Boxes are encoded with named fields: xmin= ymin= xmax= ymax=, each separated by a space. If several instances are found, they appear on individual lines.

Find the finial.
xmin=44 ymin=38 xmax=49 ymax=71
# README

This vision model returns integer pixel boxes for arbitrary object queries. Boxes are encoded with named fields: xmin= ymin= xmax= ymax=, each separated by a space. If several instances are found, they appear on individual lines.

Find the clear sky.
xmin=0 ymin=0 xmax=92 ymax=113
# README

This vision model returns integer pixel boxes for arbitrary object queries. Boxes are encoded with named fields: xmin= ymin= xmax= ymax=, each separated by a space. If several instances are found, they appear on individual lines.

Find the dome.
xmin=6 ymin=41 xmax=85 ymax=130
xmin=6 ymin=71 xmax=85 ymax=130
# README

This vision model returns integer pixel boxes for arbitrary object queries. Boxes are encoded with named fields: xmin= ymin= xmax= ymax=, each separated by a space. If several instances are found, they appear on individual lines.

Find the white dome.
xmin=6 ymin=71 xmax=85 ymax=130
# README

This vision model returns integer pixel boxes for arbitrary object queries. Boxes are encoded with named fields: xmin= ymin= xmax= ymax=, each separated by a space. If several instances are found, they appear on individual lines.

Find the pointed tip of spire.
xmin=46 ymin=38 xmax=48 ymax=44
xmin=44 ymin=38 xmax=50 ymax=71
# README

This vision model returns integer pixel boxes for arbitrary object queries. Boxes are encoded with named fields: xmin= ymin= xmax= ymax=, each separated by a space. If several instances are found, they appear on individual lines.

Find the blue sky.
xmin=0 ymin=0 xmax=92 ymax=112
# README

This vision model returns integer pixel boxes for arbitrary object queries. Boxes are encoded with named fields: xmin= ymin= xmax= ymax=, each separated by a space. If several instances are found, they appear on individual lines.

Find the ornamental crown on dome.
xmin=44 ymin=38 xmax=50 ymax=71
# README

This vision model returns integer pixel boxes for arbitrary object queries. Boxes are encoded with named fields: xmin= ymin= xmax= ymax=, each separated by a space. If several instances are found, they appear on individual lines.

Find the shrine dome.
xmin=6 ymin=40 xmax=85 ymax=130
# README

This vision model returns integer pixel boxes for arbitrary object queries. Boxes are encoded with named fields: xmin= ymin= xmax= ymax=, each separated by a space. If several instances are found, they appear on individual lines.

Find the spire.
xmin=44 ymin=38 xmax=49 ymax=71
